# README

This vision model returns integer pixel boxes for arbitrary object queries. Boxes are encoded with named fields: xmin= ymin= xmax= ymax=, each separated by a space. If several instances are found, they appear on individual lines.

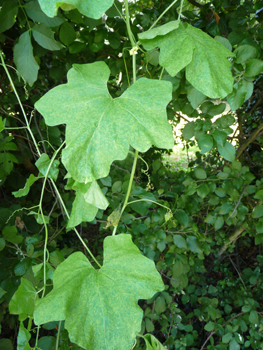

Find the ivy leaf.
xmin=32 ymin=24 xmax=64 ymax=51
xmin=14 ymin=31 xmax=39 ymax=86
xmin=38 ymin=0 xmax=114 ymax=19
xmin=35 ymin=62 xmax=173 ymax=183
xmin=34 ymin=234 xmax=164 ymax=350
xmin=35 ymin=153 xmax=60 ymax=181
xmin=9 ymin=278 xmax=38 ymax=317
xmin=24 ymin=0 xmax=64 ymax=27
xmin=144 ymin=334 xmax=166 ymax=350
xmin=17 ymin=322 xmax=31 ymax=350
xmin=67 ymin=181 xmax=109 ymax=228
xmin=139 ymin=21 xmax=179 ymax=40
xmin=139 ymin=22 xmax=234 ymax=98
xmin=12 ymin=174 xmax=41 ymax=198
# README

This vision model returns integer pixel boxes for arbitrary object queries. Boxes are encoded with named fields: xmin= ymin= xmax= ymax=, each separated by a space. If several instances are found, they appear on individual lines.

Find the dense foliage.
xmin=1 ymin=0 xmax=263 ymax=349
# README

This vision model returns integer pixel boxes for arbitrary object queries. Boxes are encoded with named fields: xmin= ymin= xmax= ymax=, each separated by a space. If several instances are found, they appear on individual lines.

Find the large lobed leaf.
xmin=38 ymin=0 xmax=115 ymax=19
xmin=34 ymin=234 xmax=164 ymax=350
xmin=139 ymin=22 xmax=235 ymax=98
xmin=35 ymin=62 xmax=173 ymax=183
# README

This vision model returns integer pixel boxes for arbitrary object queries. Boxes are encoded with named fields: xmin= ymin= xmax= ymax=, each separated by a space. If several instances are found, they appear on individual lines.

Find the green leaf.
xmin=187 ymin=87 xmax=206 ymax=109
xmin=9 ymin=278 xmax=38 ymax=317
xmin=173 ymin=235 xmax=187 ymax=249
xmin=255 ymin=233 xmax=263 ymax=244
xmin=12 ymin=174 xmax=41 ymax=198
xmin=186 ymin=236 xmax=202 ymax=254
xmin=197 ymin=183 xmax=209 ymax=199
xmin=227 ymin=80 xmax=253 ymax=111
xmin=14 ymin=31 xmax=39 ymax=86
xmin=175 ymin=209 xmax=189 ymax=227
xmin=139 ymin=21 xmax=179 ymax=40
xmin=36 ymin=153 xmax=60 ymax=181
xmin=2 ymin=225 xmax=23 ymax=244
xmin=38 ymin=0 xmax=114 ymax=19
xmin=34 ymin=234 xmax=164 ymax=350
xmin=182 ymin=121 xmax=195 ymax=141
xmin=0 ymin=117 xmax=5 ymax=132
xmin=245 ymin=59 xmax=263 ymax=77
xmin=24 ymin=0 xmax=64 ymax=27
xmin=254 ymin=189 xmax=263 ymax=200
xmin=67 ymin=183 xmax=99 ymax=228
xmin=234 ymin=45 xmax=257 ymax=64
xmin=214 ymin=216 xmax=224 ymax=231
xmin=144 ymin=334 xmax=166 ymax=350
xmin=198 ymin=134 xmax=213 ymax=154
xmin=222 ymin=333 xmax=232 ymax=344
xmin=194 ymin=167 xmax=207 ymax=179
xmin=207 ymin=103 xmax=226 ymax=117
xmin=0 ymin=339 xmax=13 ymax=350
xmin=214 ymin=36 xmax=232 ymax=51
xmin=35 ymin=62 xmax=173 ymax=183
xmin=229 ymin=338 xmax=240 ymax=350
xmin=204 ymin=322 xmax=215 ymax=331
xmin=213 ymin=130 xmax=227 ymax=147
xmin=32 ymin=23 xmax=64 ymax=50
xmin=50 ymin=250 xmax=65 ymax=267
xmin=0 ymin=238 xmax=6 ymax=251
xmin=59 ymin=22 xmax=76 ymax=46
xmin=252 ymin=205 xmax=263 ymax=219
xmin=218 ymin=141 xmax=235 ymax=162
xmin=145 ymin=318 xmax=155 ymax=333
xmin=0 ymin=0 xmax=18 ymax=33
xmin=139 ymin=23 xmax=234 ymax=98
xmin=14 ymin=258 xmax=31 ymax=276
xmin=17 ymin=322 xmax=31 ymax=350
xmin=249 ymin=310 xmax=259 ymax=324
xmin=219 ymin=203 xmax=233 ymax=215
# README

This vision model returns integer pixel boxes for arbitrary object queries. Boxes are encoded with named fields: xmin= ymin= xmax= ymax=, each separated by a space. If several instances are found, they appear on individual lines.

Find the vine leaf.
xmin=14 ymin=31 xmax=39 ymax=86
xmin=139 ymin=23 xmax=235 ymax=98
xmin=34 ymin=234 xmax=164 ymax=350
xmin=17 ymin=322 xmax=31 ymax=350
xmin=12 ymin=174 xmax=42 ymax=198
xmin=36 ymin=153 xmax=60 ymax=181
xmin=35 ymin=61 xmax=173 ymax=183
xmin=38 ymin=0 xmax=115 ymax=19
xmin=9 ymin=278 xmax=38 ymax=317
xmin=67 ymin=181 xmax=108 ymax=228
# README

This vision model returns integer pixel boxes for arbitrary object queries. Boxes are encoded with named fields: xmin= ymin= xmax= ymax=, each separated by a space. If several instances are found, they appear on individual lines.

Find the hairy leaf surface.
xmin=35 ymin=62 xmax=173 ymax=183
xmin=34 ymin=234 xmax=164 ymax=350
xmin=139 ymin=23 xmax=234 ymax=98
xmin=38 ymin=0 xmax=114 ymax=19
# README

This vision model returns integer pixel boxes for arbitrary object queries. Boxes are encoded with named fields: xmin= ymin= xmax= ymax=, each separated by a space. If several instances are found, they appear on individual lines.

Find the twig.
xmin=228 ymin=186 xmax=247 ymax=219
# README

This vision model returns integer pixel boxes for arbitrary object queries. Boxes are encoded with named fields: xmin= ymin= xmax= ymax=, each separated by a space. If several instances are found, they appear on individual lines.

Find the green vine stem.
xmin=112 ymin=0 xmax=139 ymax=236
xmin=55 ymin=321 xmax=62 ymax=350
xmin=149 ymin=0 xmax=180 ymax=31
xmin=0 ymin=51 xmax=101 ymax=268
xmin=38 ymin=141 xmax=65 ymax=301
xmin=127 ymin=198 xmax=172 ymax=213
xmin=0 ymin=51 xmax=41 ymax=156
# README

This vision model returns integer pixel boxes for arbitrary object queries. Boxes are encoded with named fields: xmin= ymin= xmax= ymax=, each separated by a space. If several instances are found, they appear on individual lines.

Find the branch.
xmin=217 ymin=225 xmax=245 ymax=257
xmin=187 ymin=0 xmax=203 ymax=8
xmin=236 ymin=122 xmax=263 ymax=159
